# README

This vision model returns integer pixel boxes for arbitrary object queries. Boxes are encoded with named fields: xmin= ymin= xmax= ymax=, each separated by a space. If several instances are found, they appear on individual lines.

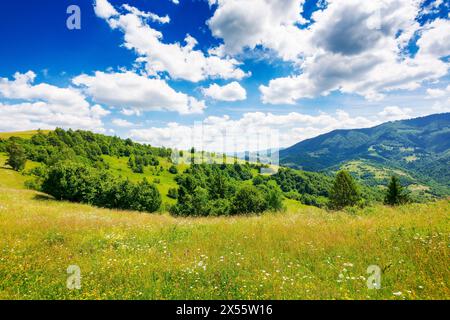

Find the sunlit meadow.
xmin=0 ymin=159 xmax=448 ymax=300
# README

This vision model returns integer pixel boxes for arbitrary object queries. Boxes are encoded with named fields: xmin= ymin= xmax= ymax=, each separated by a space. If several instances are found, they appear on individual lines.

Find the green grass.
xmin=0 ymin=160 xmax=449 ymax=300
xmin=341 ymin=160 xmax=412 ymax=180
xmin=102 ymin=155 xmax=181 ymax=206
xmin=0 ymin=130 xmax=50 ymax=140
xmin=0 ymin=153 xmax=40 ymax=189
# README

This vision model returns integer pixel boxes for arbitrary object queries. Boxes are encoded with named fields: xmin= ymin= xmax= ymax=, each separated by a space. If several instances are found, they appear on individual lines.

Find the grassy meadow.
xmin=0 ymin=155 xmax=449 ymax=300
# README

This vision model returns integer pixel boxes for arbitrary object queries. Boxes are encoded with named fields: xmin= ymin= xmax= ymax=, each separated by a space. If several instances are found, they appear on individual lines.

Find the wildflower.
xmin=393 ymin=291 xmax=402 ymax=296
xmin=343 ymin=262 xmax=353 ymax=267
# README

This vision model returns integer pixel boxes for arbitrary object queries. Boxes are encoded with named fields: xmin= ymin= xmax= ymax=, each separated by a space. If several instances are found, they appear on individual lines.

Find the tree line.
xmin=1 ymin=129 xmax=411 ymax=215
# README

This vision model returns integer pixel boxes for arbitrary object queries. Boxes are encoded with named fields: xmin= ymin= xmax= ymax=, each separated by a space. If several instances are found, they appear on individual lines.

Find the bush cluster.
xmin=170 ymin=164 xmax=284 ymax=216
xmin=41 ymin=161 xmax=161 ymax=212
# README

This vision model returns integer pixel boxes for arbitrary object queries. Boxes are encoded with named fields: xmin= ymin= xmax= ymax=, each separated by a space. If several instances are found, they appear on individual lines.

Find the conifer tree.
xmin=384 ymin=176 xmax=410 ymax=205
xmin=329 ymin=170 xmax=361 ymax=210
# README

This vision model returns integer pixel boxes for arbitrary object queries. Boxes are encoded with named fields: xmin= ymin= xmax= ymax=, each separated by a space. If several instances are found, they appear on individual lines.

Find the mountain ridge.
xmin=279 ymin=112 xmax=450 ymax=197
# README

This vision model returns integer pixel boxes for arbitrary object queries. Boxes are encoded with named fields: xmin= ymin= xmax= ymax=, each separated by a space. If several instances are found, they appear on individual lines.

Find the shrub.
xmin=168 ymin=165 xmax=178 ymax=174
xmin=232 ymin=185 xmax=267 ymax=214
xmin=257 ymin=181 xmax=284 ymax=211
xmin=209 ymin=198 xmax=231 ymax=216
xmin=128 ymin=178 xmax=162 ymax=212
xmin=171 ymin=186 xmax=211 ymax=216
xmin=24 ymin=178 xmax=41 ymax=190
xmin=167 ymin=187 xmax=178 ymax=199
xmin=41 ymin=162 xmax=161 ymax=213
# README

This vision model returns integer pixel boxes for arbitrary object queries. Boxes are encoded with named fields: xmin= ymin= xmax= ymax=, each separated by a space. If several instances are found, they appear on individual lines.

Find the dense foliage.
xmin=272 ymin=168 xmax=332 ymax=207
xmin=170 ymin=163 xmax=284 ymax=216
xmin=0 ymin=129 xmax=170 ymax=213
xmin=2 ymin=128 xmax=172 ymax=168
xmin=41 ymin=161 xmax=161 ymax=212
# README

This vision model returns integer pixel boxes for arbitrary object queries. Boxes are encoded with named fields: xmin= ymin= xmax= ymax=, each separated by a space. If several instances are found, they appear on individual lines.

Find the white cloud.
xmin=95 ymin=0 xmax=248 ymax=82
xmin=416 ymin=19 xmax=450 ymax=58
xmin=73 ymin=71 xmax=206 ymax=114
xmin=377 ymin=106 xmax=413 ymax=121
xmin=112 ymin=118 xmax=135 ymax=127
xmin=202 ymin=81 xmax=246 ymax=101
xmin=121 ymin=4 xmax=170 ymax=24
xmin=426 ymin=88 xmax=446 ymax=98
xmin=93 ymin=0 xmax=118 ymax=19
xmin=207 ymin=0 xmax=309 ymax=62
xmin=129 ymin=104 xmax=448 ymax=152
xmin=222 ymin=0 xmax=450 ymax=104
xmin=0 ymin=71 xmax=108 ymax=132
xmin=129 ymin=110 xmax=381 ymax=152
xmin=121 ymin=108 xmax=141 ymax=116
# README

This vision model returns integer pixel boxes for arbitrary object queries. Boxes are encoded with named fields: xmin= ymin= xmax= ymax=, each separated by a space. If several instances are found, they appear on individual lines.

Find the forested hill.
xmin=279 ymin=113 xmax=450 ymax=189
xmin=0 ymin=128 xmax=346 ymax=215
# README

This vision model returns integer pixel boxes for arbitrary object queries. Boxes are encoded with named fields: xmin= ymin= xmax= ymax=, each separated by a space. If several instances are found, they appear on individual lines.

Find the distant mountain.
xmin=280 ymin=113 xmax=450 ymax=197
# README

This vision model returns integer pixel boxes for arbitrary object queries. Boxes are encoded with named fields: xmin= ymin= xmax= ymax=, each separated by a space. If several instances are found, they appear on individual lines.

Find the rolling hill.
xmin=0 ymin=150 xmax=449 ymax=299
xmin=0 ymin=128 xmax=325 ymax=212
xmin=280 ymin=113 xmax=450 ymax=198
xmin=0 ymin=128 xmax=448 ymax=299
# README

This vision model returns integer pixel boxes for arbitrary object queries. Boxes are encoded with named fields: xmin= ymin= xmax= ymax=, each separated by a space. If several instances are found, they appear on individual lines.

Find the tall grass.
xmin=0 ymin=151 xmax=448 ymax=300
xmin=0 ymin=185 xmax=448 ymax=300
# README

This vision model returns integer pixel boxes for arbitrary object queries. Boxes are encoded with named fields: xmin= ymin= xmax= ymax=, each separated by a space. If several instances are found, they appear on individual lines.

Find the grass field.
xmin=0 ymin=130 xmax=51 ymax=140
xmin=0 ymin=157 xmax=448 ymax=300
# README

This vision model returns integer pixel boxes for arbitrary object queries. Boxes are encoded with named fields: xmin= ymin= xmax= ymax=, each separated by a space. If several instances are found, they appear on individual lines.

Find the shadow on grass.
xmin=33 ymin=194 xmax=55 ymax=201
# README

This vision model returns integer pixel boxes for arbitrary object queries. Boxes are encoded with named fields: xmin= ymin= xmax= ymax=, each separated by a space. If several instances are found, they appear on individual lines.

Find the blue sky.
xmin=0 ymin=0 xmax=449 ymax=151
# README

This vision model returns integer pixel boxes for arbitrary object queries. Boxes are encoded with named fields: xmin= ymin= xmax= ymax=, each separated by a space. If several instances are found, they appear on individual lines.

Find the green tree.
xmin=168 ymin=165 xmax=178 ymax=174
xmin=232 ymin=184 xmax=267 ymax=214
xmin=384 ymin=176 xmax=410 ymax=206
xmin=259 ymin=181 xmax=284 ymax=211
xmin=329 ymin=170 xmax=361 ymax=210
xmin=129 ymin=178 xmax=161 ymax=212
xmin=6 ymin=142 xmax=27 ymax=171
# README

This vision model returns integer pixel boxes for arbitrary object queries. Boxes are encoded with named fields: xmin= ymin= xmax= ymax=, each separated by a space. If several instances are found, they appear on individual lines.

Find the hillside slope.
xmin=1 ymin=129 xmax=334 ymax=211
xmin=0 ymin=160 xmax=448 ymax=299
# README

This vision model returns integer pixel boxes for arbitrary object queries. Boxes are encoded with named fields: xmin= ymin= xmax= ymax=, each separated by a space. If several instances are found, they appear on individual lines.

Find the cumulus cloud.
xmin=377 ymin=106 xmax=413 ymax=121
xmin=121 ymin=4 xmax=170 ymax=24
xmin=129 ymin=110 xmax=381 ymax=152
xmin=112 ymin=118 xmax=135 ymax=127
xmin=94 ymin=0 xmax=248 ymax=82
xmin=129 ymin=104 xmax=444 ymax=152
xmin=73 ymin=71 xmax=206 ymax=114
xmin=0 ymin=71 xmax=108 ymax=132
xmin=121 ymin=108 xmax=141 ymax=116
xmin=416 ymin=18 xmax=450 ymax=58
xmin=201 ymin=82 xmax=246 ymax=101
xmin=212 ymin=0 xmax=450 ymax=104
xmin=207 ymin=0 xmax=309 ymax=61
xmin=93 ymin=0 xmax=118 ymax=19
xmin=426 ymin=86 xmax=449 ymax=98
